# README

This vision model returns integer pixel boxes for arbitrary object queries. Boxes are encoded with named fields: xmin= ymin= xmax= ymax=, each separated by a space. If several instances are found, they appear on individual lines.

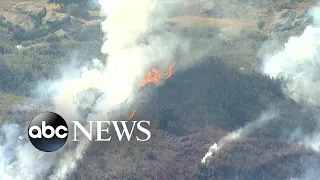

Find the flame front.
xmin=132 ymin=66 xmax=174 ymax=119
xmin=129 ymin=109 xmax=136 ymax=119
xmin=140 ymin=69 xmax=161 ymax=87
xmin=166 ymin=65 xmax=173 ymax=79
xmin=140 ymin=66 xmax=173 ymax=87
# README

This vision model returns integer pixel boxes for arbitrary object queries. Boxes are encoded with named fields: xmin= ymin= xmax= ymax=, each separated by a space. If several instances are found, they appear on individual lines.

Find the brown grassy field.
xmin=0 ymin=0 xmax=47 ymax=8
xmin=167 ymin=15 xmax=257 ymax=35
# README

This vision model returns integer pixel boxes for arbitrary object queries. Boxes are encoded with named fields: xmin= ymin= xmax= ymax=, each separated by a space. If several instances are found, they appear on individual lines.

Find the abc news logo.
xmin=28 ymin=112 xmax=151 ymax=152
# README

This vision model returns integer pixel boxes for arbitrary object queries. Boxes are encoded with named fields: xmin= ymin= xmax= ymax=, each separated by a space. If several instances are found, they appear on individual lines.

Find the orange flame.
xmin=140 ymin=69 xmax=161 ymax=87
xmin=129 ymin=109 xmax=136 ymax=119
xmin=134 ymin=66 xmax=173 ymax=119
xmin=140 ymin=66 xmax=173 ymax=87
xmin=166 ymin=65 xmax=173 ymax=79
xmin=152 ymin=69 xmax=161 ymax=84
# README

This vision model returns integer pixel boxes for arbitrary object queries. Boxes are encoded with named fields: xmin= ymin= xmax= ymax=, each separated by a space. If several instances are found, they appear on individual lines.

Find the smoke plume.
xmin=0 ymin=0 xmax=189 ymax=179
xmin=201 ymin=106 xmax=278 ymax=163
xmin=262 ymin=7 xmax=320 ymax=179
xmin=202 ymin=4 xmax=320 ymax=180
xmin=261 ymin=6 xmax=320 ymax=150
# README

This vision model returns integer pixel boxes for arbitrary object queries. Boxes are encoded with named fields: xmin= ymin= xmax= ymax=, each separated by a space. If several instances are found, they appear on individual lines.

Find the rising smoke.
xmin=261 ymin=6 xmax=320 ymax=152
xmin=0 ymin=0 xmax=190 ymax=179
xmin=4 ymin=0 xmax=320 ymax=179
xmin=201 ymin=105 xmax=279 ymax=163
xmin=202 ymin=4 xmax=320 ymax=179
xmin=262 ymin=7 xmax=320 ymax=179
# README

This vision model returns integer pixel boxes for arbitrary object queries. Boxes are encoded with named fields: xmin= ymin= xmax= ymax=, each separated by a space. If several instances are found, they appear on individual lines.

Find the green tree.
xmin=67 ymin=4 xmax=90 ymax=20
xmin=47 ymin=0 xmax=87 ymax=7
xmin=257 ymin=20 xmax=266 ymax=30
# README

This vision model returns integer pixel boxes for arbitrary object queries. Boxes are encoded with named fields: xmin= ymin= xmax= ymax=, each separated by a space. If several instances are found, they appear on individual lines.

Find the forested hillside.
xmin=0 ymin=0 xmax=320 ymax=180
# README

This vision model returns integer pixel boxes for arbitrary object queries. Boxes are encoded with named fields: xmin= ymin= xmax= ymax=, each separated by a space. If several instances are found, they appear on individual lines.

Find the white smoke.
xmin=255 ymin=5 xmax=320 ymax=180
xmin=0 ymin=123 xmax=57 ymax=180
xmin=201 ymin=130 xmax=240 ymax=163
xmin=261 ymin=6 xmax=320 ymax=151
xmin=202 ymin=6 xmax=320 ymax=166
xmin=0 ymin=0 xmax=188 ymax=179
xmin=262 ymin=27 xmax=320 ymax=106
xmin=47 ymin=0 xmax=181 ymax=179
xmin=201 ymin=107 xmax=278 ymax=163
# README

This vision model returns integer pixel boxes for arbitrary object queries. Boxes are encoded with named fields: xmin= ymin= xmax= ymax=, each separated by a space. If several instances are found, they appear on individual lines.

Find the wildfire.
xmin=129 ymin=109 xmax=136 ymax=119
xmin=133 ymin=65 xmax=174 ymax=120
xmin=140 ymin=66 xmax=173 ymax=87
xmin=166 ymin=65 xmax=173 ymax=79
xmin=140 ymin=69 xmax=161 ymax=87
